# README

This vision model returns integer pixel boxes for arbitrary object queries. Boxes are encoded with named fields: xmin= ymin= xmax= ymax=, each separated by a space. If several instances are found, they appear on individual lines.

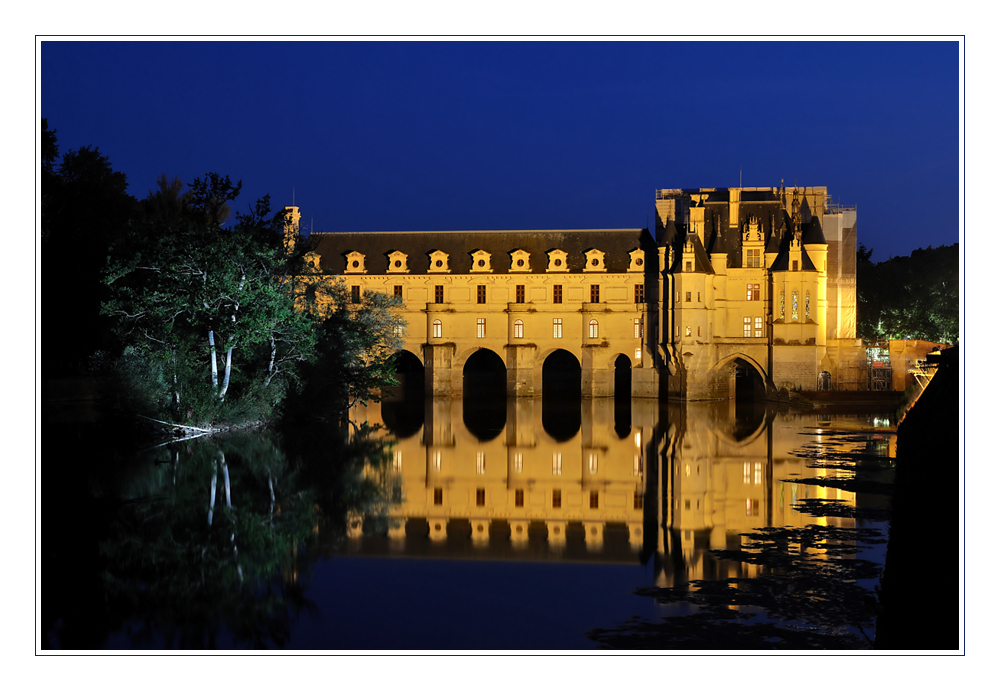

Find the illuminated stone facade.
xmin=288 ymin=184 xmax=867 ymax=399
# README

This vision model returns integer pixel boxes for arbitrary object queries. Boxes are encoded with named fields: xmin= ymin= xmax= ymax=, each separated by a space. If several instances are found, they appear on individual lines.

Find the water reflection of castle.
xmin=347 ymin=396 xmax=856 ymax=587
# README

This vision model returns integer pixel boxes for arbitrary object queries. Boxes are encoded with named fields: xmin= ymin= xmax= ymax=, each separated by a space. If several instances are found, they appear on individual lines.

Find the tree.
xmin=102 ymin=173 xmax=318 ymax=425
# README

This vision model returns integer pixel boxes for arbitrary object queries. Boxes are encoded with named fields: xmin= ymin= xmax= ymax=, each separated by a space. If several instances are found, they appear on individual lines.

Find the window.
xmin=476 ymin=488 xmax=486 ymax=506
xmin=685 ymin=291 xmax=692 ymax=302
xmin=685 ymin=261 xmax=693 ymax=272
xmin=552 ymin=489 xmax=562 ymax=508
xmin=434 ymin=285 xmax=444 ymax=303
xmin=432 ymin=319 xmax=442 ymax=338
xmin=589 ymin=319 xmax=599 ymax=339
xmin=513 ymin=319 xmax=523 ymax=339
xmin=746 ymin=248 xmax=761 ymax=268
xmin=513 ymin=452 xmax=522 ymax=473
xmin=792 ymin=290 xmax=799 ymax=320
xmin=553 ymin=285 xmax=562 ymax=304
xmin=589 ymin=453 xmax=598 ymax=474
xmin=746 ymin=283 xmax=760 ymax=301
xmin=744 ymin=316 xmax=752 ymax=338
xmin=393 ymin=285 xmax=403 ymax=299
xmin=552 ymin=453 xmax=562 ymax=475
xmin=779 ymin=291 xmax=785 ymax=320
xmin=590 ymin=284 xmax=600 ymax=303
xmin=434 ymin=488 xmax=443 ymax=505
xmin=634 ymin=318 xmax=642 ymax=339
xmin=685 ymin=325 xmax=692 ymax=337
xmin=432 ymin=451 xmax=441 ymax=471
xmin=697 ymin=291 xmax=701 ymax=302
xmin=476 ymin=452 xmax=485 ymax=474
xmin=553 ymin=318 xmax=563 ymax=338
xmin=515 ymin=489 xmax=524 ymax=507
xmin=697 ymin=326 xmax=701 ymax=336
xmin=805 ymin=291 xmax=811 ymax=320
xmin=634 ymin=494 xmax=644 ymax=510
xmin=477 ymin=285 xmax=486 ymax=304
xmin=393 ymin=324 xmax=404 ymax=338
xmin=515 ymin=285 xmax=525 ymax=303
xmin=754 ymin=317 xmax=763 ymax=338
xmin=477 ymin=318 xmax=486 ymax=338
xmin=590 ymin=491 xmax=599 ymax=509
xmin=634 ymin=284 xmax=644 ymax=303
xmin=792 ymin=260 xmax=799 ymax=272
xmin=351 ymin=285 xmax=361 ymax=304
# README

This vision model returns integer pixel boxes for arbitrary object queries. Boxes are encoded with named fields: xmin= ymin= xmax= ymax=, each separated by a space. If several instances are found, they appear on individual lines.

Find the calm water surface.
xmin=42 ymin=395 xmax=895 ymax=650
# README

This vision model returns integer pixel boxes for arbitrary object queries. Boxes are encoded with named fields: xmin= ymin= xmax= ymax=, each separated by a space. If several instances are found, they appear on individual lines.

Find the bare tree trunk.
xmin=265 ymin=335 xmax=277 ymax=387
xmin=208 ymin=329 xmax=219 ymax=390
xmin=219 ymin=345 xmax=233 ymax=400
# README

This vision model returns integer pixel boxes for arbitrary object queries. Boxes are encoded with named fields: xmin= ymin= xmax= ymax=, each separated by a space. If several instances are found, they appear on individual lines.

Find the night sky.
xmin=40 ymin=39 xmax=959 ymax=262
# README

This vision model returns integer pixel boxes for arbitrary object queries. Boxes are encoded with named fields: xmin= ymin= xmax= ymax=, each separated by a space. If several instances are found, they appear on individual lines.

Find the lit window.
xmin=477 ymin=285 xmax=486 ymax=304
xmin=634 ymin=431 xmax=641 ymax=447
xmin=476 ymin=488 xmax=486 ymax=506
xmin=685 ymin=325 xmax=692 ymax=337
xmin=590 ymin=285 xmax=600 ymax=303
xmin=434 ymin=285 xmax=444 ymax=303
xmin=553 ymin=285 xmax=562 ymax=304
xmin=634 ymin=348 xmax=641 ymax=360
xmin=685 ymin=291 xmax=692 ymax=302
xmin=744 ymin=316 xmax=752 ymax=337
xmin=513 ymin=453 xmax=522 ymax=473
xmin=779 ymin=291 xmax=785 ymax=320
xmin=743 ymin=462 xmax=752 ymax=484
xmin=792 ymin=290 xmax=799 ymax=320
xmin=476 ymin=452 xmax=485 ymax=474
xmin=515 ymin=489 xmax=524 ymax=507
xmin=589 ymin=453 xmax=598 ymax=474
xmin=746 ymin=283 xmax=760 ymax=301
xmin=634 ymin=284 xmax=644 ymax=303
xmin=754 ymin=316 xmax=763 ymax=338
xmin=434 ymin=487 xmax=443 ymax=505
xmin=552 ymin=489 xmax=562 ymax=508
xmin=432 ymin=319 xmax=442 ymax=338
xmin=589 ymin=319 xmax=599 ymax=339
xmin=746 ymin=498 xmax=760 ymax=516
xmin=553 ymin=318 xmax=563 ymax=338
xmin=432 ymin=451 xmax=441 ymax=471
xmin=754 ymin=462 xmax=762 ymax=485
xmin=746 ymin=248 xmax=760 ymax=268
xmin=552 ymin=453 xmax=562 ymax=475
xmin=477 ymin=318 xmax=486 ymax=338
xmin=393 ymin=324 xmax=404 ymax=338
xmin=805 ymin=291 xmax=811 ymax=320
xmin=351 ymin=285 xmax=361 ymax=304
xmin=634 ymin=318 xmax=642 ymax=339
xmin=515 ymin=285 xmax=525 ymax=303
xmin=590 ymin=491 xmax=599 ymax=509
xmin=513 ymin=319 xmax=523 ymax=339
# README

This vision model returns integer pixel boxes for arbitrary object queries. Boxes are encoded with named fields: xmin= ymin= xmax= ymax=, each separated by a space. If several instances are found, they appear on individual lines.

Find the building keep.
xmin=288 ymin=184 xmax=867 ymax=399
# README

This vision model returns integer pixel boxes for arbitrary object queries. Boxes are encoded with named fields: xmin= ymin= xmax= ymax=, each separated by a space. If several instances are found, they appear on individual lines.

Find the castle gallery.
xmin=291 ymin=185 xmax=866 ymax=400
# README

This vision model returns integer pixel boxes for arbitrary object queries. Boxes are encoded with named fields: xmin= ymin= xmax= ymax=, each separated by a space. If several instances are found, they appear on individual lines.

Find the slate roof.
xmin=305 ymin=228 xmax=656 ymax=275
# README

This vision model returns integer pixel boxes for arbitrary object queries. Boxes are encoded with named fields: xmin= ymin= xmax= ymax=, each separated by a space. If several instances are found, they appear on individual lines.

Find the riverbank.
xmin=874 ymin=346 xmax=960 ymax=650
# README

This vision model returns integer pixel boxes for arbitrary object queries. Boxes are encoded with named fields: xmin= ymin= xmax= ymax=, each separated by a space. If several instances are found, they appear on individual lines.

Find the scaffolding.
xmin=867 ymin=344 xmax=892 ymax=392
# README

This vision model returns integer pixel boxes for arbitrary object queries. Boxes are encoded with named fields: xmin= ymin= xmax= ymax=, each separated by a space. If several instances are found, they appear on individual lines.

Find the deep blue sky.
xmin=41 ymin=40 xmax=959 ymax=262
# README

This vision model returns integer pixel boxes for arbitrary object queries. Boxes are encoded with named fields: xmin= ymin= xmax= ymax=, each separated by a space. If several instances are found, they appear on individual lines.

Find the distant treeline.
xmin=857 ymin=243 xmax=959 ymax=345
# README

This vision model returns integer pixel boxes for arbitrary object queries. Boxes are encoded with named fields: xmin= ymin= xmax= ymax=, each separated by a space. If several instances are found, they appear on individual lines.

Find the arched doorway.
xmin=542 ymin=349 xmax=581 ymax=441
xmin=463 ymin=349 xmax=506 ymax=440
xmin=382 ymin=350 xmax=425 ymax=439
xmin=818 ymin=370 xmax=832 ymax=391
xmin=614 ymin=354 xmax=632 ymax=439
xmin=733 ymin=357 xmax=767 ymax=401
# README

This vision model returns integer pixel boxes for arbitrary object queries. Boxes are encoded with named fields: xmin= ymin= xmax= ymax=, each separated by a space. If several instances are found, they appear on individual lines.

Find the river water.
xmin=41 ymin=395 xmax=896 ymax=651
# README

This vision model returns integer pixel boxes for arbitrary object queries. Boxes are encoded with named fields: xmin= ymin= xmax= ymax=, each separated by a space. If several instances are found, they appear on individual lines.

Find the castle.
xmin=289 ymin=185 xmax=867 ymax=399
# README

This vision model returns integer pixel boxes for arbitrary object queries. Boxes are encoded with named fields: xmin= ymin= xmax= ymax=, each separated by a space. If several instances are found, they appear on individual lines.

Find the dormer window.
xmin=584 ymin=249 xmax=606 ymax=272
xmin=387 ymin=250 xmax=409 ymax=273
xmin=509 ymin=249 xmax=531 ymax=272
xmin=470 ymin=249 xmax=493 ymax=273
xmin=628 ymin=248 xmax=646 ymax=273
xmin=428 ymin=250 xmax=450 ymax=273
xmin=345 ymin=251 xmax=366 ymax=274
xmin=546 ymin=249 xmax=569 ymax=272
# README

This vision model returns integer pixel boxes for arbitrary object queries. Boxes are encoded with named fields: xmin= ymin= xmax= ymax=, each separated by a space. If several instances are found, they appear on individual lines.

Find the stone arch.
xmin=710 ymin=353 xmax=776 ymax=399
xmin=462 ymin=348 xmax=507 ymax=440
